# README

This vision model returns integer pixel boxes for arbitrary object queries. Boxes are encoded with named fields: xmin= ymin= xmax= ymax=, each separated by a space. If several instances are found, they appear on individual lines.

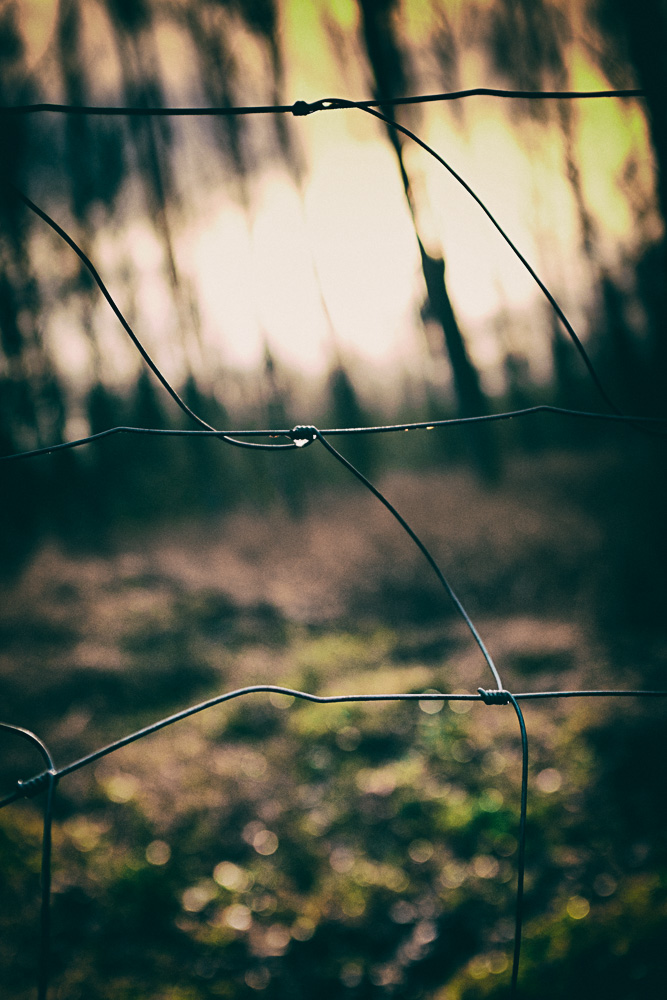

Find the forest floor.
xmin=1 ymin=443 xmax=666 ymax=999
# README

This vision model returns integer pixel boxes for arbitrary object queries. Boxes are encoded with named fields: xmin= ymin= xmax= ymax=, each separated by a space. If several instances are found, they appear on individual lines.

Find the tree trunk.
xmin=357 ymin=0 xmax=499 ymax=480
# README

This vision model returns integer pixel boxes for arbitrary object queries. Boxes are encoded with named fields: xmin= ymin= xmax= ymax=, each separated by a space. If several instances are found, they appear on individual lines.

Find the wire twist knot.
xmin=477 ymin=687 xmax=511 ymax=705
xmin=17 ymin=769 xmax=57 ymax=798
xmin=290 ymin=425 xmax=319 ymax=446
xmin=292 ymin=99 xmax=348 ymax=116
xmin=292 ymin=100 xmax=315 ymax=116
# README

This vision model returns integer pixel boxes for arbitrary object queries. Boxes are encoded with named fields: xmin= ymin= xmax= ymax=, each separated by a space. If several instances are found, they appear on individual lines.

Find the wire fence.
xmin=1 ymin=86 xmax=666 ymax=1000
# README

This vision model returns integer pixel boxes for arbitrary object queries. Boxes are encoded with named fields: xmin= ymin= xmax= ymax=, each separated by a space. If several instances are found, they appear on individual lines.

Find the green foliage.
xmin=2 ymin=623 xmax=665 ymax=999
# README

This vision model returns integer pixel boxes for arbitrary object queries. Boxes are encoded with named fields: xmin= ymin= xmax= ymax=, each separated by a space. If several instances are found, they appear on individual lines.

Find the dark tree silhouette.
xmin=0 ymin=0 xmax=664 ymax=558
xmin=356 ymin=0 xmax=500 ymax=480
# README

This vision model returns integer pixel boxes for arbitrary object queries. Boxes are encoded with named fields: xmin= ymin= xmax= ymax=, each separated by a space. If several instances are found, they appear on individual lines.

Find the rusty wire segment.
xmin=1 ymin=87 xmax=665 ymax=999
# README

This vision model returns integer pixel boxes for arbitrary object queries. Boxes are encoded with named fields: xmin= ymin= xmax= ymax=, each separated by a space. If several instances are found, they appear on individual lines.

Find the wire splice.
xmin=16 ymin=769 xmax=58 ymax=799
xmin=478 ymin=687 xmax=511 ymax=705
xmin=290 ymin=425 xmax=319 ymax=445
xmin=291 ymin=100 xmax=314 ymax=116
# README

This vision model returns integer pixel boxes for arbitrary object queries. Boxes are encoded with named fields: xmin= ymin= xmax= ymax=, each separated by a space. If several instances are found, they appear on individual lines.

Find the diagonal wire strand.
xmin=314 ymin=429 xmax=504 ymax=689
xmin=18 ymin=690 xmax=482 ymax=784
xmin=6 ymin=185 xmax=296 ymax=453
xmin=337 ymin=101 xmax=619 ymax=414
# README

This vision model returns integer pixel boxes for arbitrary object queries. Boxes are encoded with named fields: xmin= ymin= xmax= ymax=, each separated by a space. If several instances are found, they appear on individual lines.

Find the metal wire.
xmin=507 ymin=693 xmax=528 ymax=998
xmin=4 ymin=89 xmax=650 ymax=423
xmin=1 ymin=84 xmax=665 ymax=1000
xmin=7 ymin=92 xmax=663 ymax=462
xmin=6 ymin=687 xmax=665 ymax=792
xmin=0 ymin=87 xmax=645 ymax=117
xmin=7 ymin=186 xmax=297 ymax=453
xmin=315 ymin=428 xmax=504 ymax=689
xmin=2 ymin=405 xmax=667 ymax=463
xmin=340 ymin=102 xmax=617 ymax=413
xmin=0 ymin=724 xmax=56 ymax=1000
xmin=3 ymin=687 xmax=666 ymax=1000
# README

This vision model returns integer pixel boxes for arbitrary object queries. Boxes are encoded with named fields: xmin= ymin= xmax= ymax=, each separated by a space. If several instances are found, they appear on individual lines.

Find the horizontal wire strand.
xmin=4 ymin=686 xmax=664 ymax=797
xmin=2 ymin=685 xmax=666 ymax=999
xmin=2 ymin=405 xmax=666 ymax=463
xmin=0 ymin=81 xmax=663 ymax=1000
xmin=0 ymin=88 xmax=645 ymax=116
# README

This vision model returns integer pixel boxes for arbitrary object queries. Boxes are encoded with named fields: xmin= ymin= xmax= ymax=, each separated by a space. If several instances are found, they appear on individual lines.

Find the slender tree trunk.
xmin=357 ymin=0 xmax=498 ymax=479
xmin=600 ymin=0 xmax=667 ymax=406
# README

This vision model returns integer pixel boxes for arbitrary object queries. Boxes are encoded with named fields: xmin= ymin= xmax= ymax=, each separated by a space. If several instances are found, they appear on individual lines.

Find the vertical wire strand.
xmin=0 ymin=87 xmax=662 ymax=1000
xmin=506 ymin=692 xmax=529 ymax=997
xmin=2 ymin=689 xmax=665 ymax=997
xmin=0 ymin=724 xmax=56 ymax=999
xmin=38 ymin=771 xmax=56 ymax=1000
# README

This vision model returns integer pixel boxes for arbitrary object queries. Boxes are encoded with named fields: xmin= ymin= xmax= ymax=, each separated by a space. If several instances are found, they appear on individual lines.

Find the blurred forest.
xmin=1 ymin=1 xmax=667 ymax=999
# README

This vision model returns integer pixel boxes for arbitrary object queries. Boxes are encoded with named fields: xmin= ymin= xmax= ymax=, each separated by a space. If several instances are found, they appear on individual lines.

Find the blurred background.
xmin=1 ymin=1 xmax=666 ymax=998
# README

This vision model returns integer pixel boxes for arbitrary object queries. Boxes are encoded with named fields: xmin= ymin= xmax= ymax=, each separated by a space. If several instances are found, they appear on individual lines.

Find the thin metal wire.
xmin=7 ymin=185 xmax=297 ymax=453
xmin=0 ymin=723 xmax=55 ymax=771
xmin=475 ymin=689 xmax=529 ymax=998
xmin=5 ymin=85 xmax=656 ymax=446
xmin=514 ymin=689 xmax=667 ymax=699
xmin=1 ymin=82 xmax=663 ymax=1000
xmin=0 ymin=87 xmax=645 ymax=117
xmin=507 ymin=693 xmax=528 ymax=999
xmin=314 ymin=428 xmax=504 ymax=689
xmin=2 ymin=405 xmax=666 ymax=463
xmin=3 ymin=686 xmax=665 ymax=1000
xmin=339 ymin=101 xmax=619 ymax=414
xmin=41 ymin=689 xmax=479 ymax=781
xmin=4 ymin=687 xmax=665 ymax=795
xmin=0 ymin=724 xmax=56 ymax=1000
xmin=6 ymin=90 xmax=664 ymax=476
xmin=299 ymin=89 xmax=646 ymax=110
xmin=38 ymin=772 xmax=56 ymax=1000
